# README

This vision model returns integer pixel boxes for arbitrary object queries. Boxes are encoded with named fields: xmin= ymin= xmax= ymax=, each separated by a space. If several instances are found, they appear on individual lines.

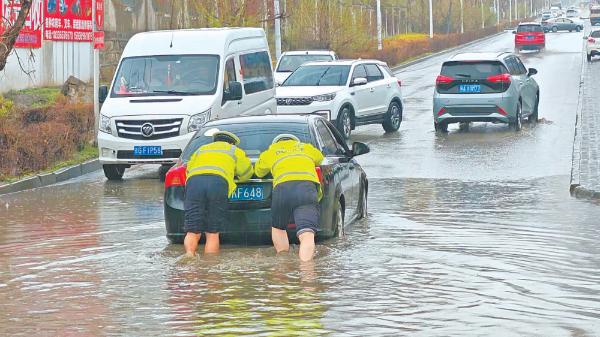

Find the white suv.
xmin=275 ymin=59 xmax=403 ymax=138
xmin=274 ymin=50 xmax=337 ymax=86
xmin=586 ymin=29 xmax=600 ymax=62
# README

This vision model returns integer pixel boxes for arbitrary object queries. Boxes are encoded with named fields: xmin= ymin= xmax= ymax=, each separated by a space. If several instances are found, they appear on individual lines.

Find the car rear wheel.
xmin=552 ymin=26 xmax=558 ymax=32
xmin=576 ymin=26 xmax=581 ymax=32
xmin=509 ymin=102 xmax=523 ymax=132
xmin=434 ymin=121 xmax=448 ymax=133
xmin=103 ymin=164 xmax=126 ymax=180
xmin=382 ymin=101 xmax=402 ymax=133
xmin=358 ymin=182 xmax=368 ymax=219
xmin=336 ymin=107 xmax=352 ymax=139
xmin=333 ymin=199 xmax=345 ymax=238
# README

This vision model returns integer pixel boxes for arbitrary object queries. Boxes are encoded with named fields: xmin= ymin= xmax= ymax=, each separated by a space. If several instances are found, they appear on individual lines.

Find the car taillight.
xmin=397 ymin=79 xmax=402 ymax=87
xmin=436 ymin=75 xmax=454 ymax=85
xmin=315 ymin=166 xmax=324 ymax=184
xmin=165 ymin=164 xmax=187 ymax=188
xmin=497 ymin=106 xmax=508 ymax=116
xmin=589 ymin=37 xmax=596 ymax=43
xmin=437 ymin=107 xmax=447 ymax=116
xmin=487 ymin=73 xmax=511 ymax=84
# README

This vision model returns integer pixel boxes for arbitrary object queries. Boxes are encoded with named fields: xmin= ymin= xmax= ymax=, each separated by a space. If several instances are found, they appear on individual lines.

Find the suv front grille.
xmin=277 ymin=97 xmax=313 ymax=106
xmin=116 ymin=118 xmax=183 ymax=140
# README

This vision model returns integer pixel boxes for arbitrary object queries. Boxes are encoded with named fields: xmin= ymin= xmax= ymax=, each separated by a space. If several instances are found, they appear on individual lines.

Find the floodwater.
xmin=2 ymin=31 xmax=600 ymax=336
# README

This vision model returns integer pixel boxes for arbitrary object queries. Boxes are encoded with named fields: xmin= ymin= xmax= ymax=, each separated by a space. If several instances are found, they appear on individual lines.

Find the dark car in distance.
xmin=542 ymin=18 xmax=583 ymax=32
xmin=163 ymin=115 xmax=370 ymax=244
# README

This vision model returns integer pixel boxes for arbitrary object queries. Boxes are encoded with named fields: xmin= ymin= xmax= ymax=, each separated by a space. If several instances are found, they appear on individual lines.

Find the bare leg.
xmin=298 ymin=231 xmax=315 ymax=262
xmin=184 ymin=232 xmax=201 ymax=257
xmin=271 ymin=227 xmax=290 ymax=253
xmin=204 ymin=233 xmax=220 ymax=254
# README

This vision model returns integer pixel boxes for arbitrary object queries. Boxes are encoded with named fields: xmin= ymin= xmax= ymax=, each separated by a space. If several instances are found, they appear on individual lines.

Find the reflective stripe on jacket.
xmin=186 ymin=141 xmax=254 ymax=196
xmin=255 ymin=140 xmax=324 ymax=200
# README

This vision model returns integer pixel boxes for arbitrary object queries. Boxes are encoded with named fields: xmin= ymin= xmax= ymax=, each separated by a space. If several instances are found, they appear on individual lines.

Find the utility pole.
xmin=460 ymin=0 xmax=464 ymax=33
xmin=92 ymin=0 xmax=99 ymax=140
xmin=429 ymin=0 xmax=433 ymax=38
xmin=377 ymin=0 xmax=382 ymax=50
xmin=509 ymin=0 xmax=513 ymax=22
xmin=274 ymin=0 xmax=281 ymax=59
xmin=515 ymin=0 xmax=518 ymax=20
xmin=481 ymin=0 xmax=485 ymax=29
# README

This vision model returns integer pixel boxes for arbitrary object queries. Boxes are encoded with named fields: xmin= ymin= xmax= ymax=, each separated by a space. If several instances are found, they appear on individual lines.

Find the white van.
xmin=97 ymin=28 xmax=276 ymax=180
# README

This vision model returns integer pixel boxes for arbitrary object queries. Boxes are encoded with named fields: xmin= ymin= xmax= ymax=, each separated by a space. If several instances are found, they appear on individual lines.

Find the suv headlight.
xmin=99 ymin=114 xmax=112 ymax=134
xmin=312 ymin=93 xmax=336 ymax=102
xmin=188 ymin=109 xmax=210 ymax=133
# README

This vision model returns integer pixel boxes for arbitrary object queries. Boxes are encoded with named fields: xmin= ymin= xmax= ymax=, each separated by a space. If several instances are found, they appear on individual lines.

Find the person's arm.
xmin=305 ymin=144 xmax=324 ymax=166
xmin=254 ymin=150 xmax=272 ymax=178
xmin=235 ymin=149 xmax=254 ymax=182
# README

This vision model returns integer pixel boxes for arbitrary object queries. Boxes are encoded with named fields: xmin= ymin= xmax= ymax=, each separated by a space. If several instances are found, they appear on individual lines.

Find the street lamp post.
xmin=377 ymin=0 xmax=382 ymax=50
xmin=274 ymin=0 xmax=281 ymax=59
xmin=429 ymin=0 xmax=433 ymax=38
xmin=460 ymin=0 xmax=464 ymax=33
xmin=481 ymin=0 xmax=485 ymax=29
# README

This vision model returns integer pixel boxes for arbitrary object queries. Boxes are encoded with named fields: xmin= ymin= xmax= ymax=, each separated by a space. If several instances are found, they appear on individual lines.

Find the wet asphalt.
xmin=1 ymin=30 xmax=600 ymax=336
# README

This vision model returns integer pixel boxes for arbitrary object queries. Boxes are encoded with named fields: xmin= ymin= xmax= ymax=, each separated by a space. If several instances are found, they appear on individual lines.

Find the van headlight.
xmin=99 ymin=114 xmax=112 ymax=134
xmin=312 ymin=93 xmax=336 ymax=102
xmin=188 ymin=109 xmax=210 ymax=133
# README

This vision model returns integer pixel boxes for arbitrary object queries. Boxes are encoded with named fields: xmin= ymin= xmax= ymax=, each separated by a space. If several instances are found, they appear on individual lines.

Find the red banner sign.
xmin=0 ymin=0 xmax=43 ymax=48
xmin=44 ymin=0 xmax=93 ymax=41
xmin=93 ymin=30 xmax=102 ymax=48
xmin=94 ymin=0 xmax=102 ymax=30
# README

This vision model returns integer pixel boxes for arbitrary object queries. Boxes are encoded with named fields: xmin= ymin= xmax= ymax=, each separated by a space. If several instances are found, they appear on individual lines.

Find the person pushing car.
xmin=184 ymin=130 xmax=253 ymax=257
xmin=255 ymin=134 xmax=324 ymax=262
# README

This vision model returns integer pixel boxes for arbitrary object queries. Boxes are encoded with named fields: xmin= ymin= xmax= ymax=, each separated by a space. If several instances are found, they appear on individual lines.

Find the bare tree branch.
xmin=0 ymin=0 xmax=33 ymax=71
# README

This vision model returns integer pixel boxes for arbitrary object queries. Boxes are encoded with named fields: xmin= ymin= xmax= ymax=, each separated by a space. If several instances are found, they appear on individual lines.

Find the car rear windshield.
xmin=282 ymin=65 xmax=351 ymax=86
xmin=277 ymin=54 xmax=334 ymax=72
xmin=591 ymin=30 xmax=600 ymax=38
xmin=182 ymin=122 xmax=312 ymax=160
xmin=441 ymin=61 xmax=508 ymax=79
xmin=517 ymin=25 xmax=543 ymax=32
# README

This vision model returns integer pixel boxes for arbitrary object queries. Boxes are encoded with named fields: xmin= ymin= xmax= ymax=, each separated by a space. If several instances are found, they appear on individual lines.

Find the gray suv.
xmin=433 ymin=52 xmax=539 ymax=132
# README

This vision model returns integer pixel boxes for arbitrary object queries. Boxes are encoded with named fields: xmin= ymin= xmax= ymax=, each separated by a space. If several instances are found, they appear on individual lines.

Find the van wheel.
xmin=103 ymin=164 xmax=126 ymax=180
xmin=332 ymin=199 xmax=345 ymax=238
xmin=336 ymin=107 xmax=352 ymax=139
xmin=509 ymin=102 xmax=523 ymax=132
xmin=382 ymin=101 xmax=402 ymax=133
xmin=434 ymin=121 xmax=448 ymax=133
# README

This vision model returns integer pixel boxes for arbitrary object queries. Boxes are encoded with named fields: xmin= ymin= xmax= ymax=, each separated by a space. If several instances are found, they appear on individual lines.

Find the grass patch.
xmin=385 ymin=33 xmax=429 ymax=42
xmin=0 ymin=144 xmax=98 ymax=184
xmin=4 ymin=86 xmax=62 ymax=109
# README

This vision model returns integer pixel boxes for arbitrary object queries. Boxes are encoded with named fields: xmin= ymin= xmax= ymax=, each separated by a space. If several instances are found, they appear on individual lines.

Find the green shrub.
xmin=0 ymin=95 xmax=14 ymax=117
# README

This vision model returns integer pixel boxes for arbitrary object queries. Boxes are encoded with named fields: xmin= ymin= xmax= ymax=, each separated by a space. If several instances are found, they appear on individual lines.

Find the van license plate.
xmin=133 ymin=146 xmax=163 ymax=156
xmin=230 ymin=185 xmax=265 ymax=201
xmin=459 ymin=84 xmax=481 ymax=93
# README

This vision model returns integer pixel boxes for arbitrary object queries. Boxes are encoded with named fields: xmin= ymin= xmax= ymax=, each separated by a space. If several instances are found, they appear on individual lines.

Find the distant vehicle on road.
xmin=163 ymin=115 xmax=370 ymax=244
xmin=542 ymin=11 xmax=553 ymax=21
xmin=566 ymin=8 xmax=578 ymax=17
xmin=274 ymin=50 xmax=337 ymax=86
xmin=514 ymin=23 xmax=546 ymax=52
xmin=542 ymin=18 xmax=583 ymax=32
xmin=96 ymin=28 xmax=277 ymax=181
xmin=433 ymin=52 xmax=540 ymax=133
xmin=585 ymin=29 xmax=600 ymax=61
xmin=275 ymin=59 xmax=403 ymax=139
xmin=591 ymin=5 xmax=600 ymax=25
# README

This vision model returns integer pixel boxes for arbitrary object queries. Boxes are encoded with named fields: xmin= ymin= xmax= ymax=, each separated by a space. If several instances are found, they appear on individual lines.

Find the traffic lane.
xmin=351 ymin=30 xmax=583 ymax=180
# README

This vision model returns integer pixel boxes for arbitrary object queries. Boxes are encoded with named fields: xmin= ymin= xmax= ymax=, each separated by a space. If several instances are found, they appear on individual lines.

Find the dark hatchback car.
xmin=163 ymin=115 xmax=370 ymax=244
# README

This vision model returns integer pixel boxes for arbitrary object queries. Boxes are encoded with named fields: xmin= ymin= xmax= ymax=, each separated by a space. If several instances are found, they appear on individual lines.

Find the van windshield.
xmin=111 ymin=55 xmax=219 ymax=97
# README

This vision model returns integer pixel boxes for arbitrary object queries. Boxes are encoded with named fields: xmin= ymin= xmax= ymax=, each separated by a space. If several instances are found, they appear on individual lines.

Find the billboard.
xmin=44 ymin=0 xmax=93 ymax=41
xmin=0 ymin=0 xmax=43 ymax=48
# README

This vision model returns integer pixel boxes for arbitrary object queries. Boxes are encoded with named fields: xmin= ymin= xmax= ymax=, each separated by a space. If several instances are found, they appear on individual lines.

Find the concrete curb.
xmin=570 ymin=55 xmax=585 ymax=197
xmin=0 ymin=159 xmax=101 ymax=196
xmin=391 ymin=30 xmax=508 ymax=72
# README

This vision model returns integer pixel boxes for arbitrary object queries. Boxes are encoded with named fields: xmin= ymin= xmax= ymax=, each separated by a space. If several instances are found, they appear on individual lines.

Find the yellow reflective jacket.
xmin=255 ymin=140 xmax=325 ymax=200
xmin=186 ymin=141 xmax=254 ymax=196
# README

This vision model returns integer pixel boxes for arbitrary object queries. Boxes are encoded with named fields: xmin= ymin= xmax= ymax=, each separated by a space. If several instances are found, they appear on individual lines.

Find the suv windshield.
xmin=182 ymin=122 xmax=311 ymax=160
xmin=282 ymin=65 xmax=351 ymax=86
xmin=441 ymin=61 xmax=508 ymax=78
xmin=517 ymin=25 xmax=543 ymax=33
xmin=112 ymin=55 xmax=219 ymax=97
xmin=277 ymin=54 xmax=334 ymax=72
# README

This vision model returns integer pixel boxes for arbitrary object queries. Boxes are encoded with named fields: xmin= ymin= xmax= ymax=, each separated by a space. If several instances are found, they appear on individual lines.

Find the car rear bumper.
xmin=515 ymin=43 xmax=545 ymax=50
xmin=433 ymin=94 xmax=516 ymax=124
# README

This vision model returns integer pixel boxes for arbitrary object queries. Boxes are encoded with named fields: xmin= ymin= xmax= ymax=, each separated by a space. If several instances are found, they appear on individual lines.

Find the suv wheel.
xmin=509 ymin=102 xmax=523 ymax=132
xmin=336 ymin=106 xmax=352 ymax=139
xmin=103 ymin=164 xmax=126 ymax=180
xmin=434 ymin=121 xmax=448 ymax=133
xmin=382 ymin=101 xmax=402 ymax=133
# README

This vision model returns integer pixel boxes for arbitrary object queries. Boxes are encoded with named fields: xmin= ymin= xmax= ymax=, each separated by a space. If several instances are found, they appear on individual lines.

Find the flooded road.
xmin=2 ymin=31 xmax=600 ymax=336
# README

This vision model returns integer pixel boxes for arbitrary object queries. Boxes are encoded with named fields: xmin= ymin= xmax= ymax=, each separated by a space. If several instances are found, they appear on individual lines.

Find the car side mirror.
xmin=351 ymin=142 xmax=370 ymax=156
xmin=99 ymin=85 xmax=108 ymax=104
xmin=224 ymin=81 xmax=243 ymax=101
xmin=527 ymin=68 xmax=538 ymax=77
xmin=351 ymin=77 xmax=368 ymax=87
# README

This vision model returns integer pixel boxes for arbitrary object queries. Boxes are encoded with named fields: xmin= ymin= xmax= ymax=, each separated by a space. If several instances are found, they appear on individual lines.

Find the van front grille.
xmin=116 ymin=118 xmax=183 ymax=140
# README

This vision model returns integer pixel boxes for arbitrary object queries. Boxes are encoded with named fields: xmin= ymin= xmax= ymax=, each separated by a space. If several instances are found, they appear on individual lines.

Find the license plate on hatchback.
xmin=230 ymin=185 xmax=265 ymax=201
xmin=133 ymin=146 xmax=162 ymax=156
xmin=459 ymin=84 xmax=481 ymax=93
